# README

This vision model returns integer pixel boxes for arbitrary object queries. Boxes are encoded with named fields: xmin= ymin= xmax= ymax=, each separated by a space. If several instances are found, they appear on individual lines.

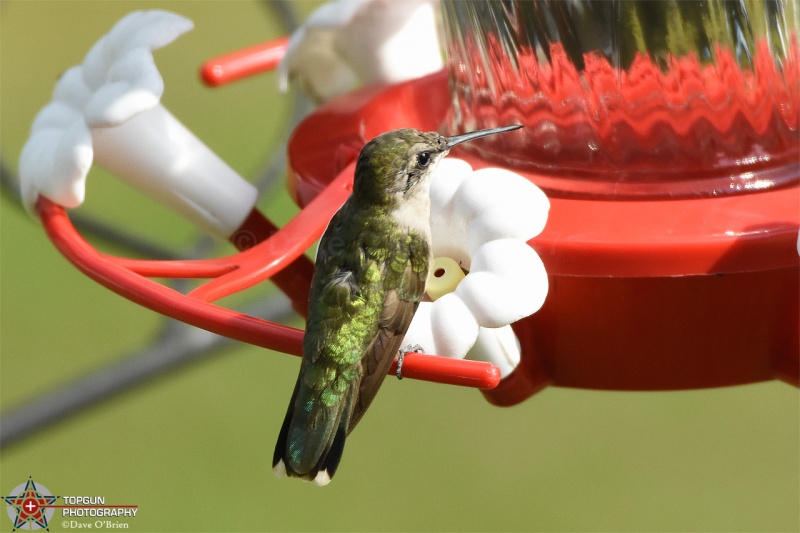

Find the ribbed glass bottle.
xmin=441 ymin=0 xmax=799 ymax=197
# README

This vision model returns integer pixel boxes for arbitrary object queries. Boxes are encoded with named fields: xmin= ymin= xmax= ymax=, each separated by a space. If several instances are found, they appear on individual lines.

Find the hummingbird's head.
xmin=352 ymin=125 xmax=522 ymax=207
xmin=353 ymin=128 xmax=447 ymax=207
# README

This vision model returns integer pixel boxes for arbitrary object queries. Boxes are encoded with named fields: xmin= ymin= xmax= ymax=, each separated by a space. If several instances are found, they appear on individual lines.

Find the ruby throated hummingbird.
xmin=273 ymin=124 xmax=522 ymax=486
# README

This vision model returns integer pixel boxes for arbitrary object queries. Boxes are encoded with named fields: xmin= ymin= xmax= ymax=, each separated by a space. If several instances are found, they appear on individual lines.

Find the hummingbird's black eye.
xmin=417 ymin=151 xmax=431 ymax=168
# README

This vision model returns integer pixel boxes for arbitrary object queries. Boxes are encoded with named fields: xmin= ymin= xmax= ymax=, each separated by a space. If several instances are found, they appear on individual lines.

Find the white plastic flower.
xmin=402 ymin=159 xmax=550 ymax=377
xmin=19 ymin=10 xmax=258 ymax=239
xmin=279 ymin=0 xmax=443 ymax=103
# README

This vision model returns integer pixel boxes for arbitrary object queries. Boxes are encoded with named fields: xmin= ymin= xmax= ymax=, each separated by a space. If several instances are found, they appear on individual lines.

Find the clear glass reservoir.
xmin=441 ymin=0 xmax=799 ymax=198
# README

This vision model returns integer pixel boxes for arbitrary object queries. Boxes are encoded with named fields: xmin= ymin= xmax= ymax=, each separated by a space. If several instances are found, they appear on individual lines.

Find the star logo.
xmin=4 ymin=478 xmax=59 ymax=531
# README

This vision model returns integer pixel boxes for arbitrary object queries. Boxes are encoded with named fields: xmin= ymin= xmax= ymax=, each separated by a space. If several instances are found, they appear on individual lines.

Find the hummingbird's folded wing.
xmin=350 ymin=260 xmax=425 ymax=431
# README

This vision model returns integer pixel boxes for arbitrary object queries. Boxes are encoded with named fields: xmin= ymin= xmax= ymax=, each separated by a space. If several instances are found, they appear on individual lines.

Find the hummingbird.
xmin=273 ymin=124 xmax=522 ymax=486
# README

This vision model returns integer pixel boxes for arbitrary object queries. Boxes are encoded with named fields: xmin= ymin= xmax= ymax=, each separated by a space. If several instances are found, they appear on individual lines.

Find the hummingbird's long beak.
xmin=445 ymin=124 xmax=523 ymax=149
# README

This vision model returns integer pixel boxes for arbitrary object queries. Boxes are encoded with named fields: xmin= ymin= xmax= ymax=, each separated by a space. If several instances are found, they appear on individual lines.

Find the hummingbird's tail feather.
xmin=272 ymin=383 xmax=298 ymax=477
xmin=272 ymin=370 xmax=355 ymax=486
xmin=312 ymin=425 xmax=347 ymax=485
xmin=272 ymin=430 xmax=343 ymax=487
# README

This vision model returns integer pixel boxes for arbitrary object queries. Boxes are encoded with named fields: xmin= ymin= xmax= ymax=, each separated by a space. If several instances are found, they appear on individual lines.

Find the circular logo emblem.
xmin=4 ymin=479 xmax=57 ymax=531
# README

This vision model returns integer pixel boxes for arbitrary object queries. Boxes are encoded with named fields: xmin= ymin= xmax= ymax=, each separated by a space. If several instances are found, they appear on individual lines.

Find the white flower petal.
xmin=278 ymin=0 xmax=365 ymax=101
xmin=457 ymin=272 xmax=516 ymax=328
xmin=51 ymin=67 xmax=92 ymax=110
xmin=84 ymin=11 xmax=192 ymax=127
xmin=428 ymin=158 xmax=474 ymax=263
xmin=430 ymin=158 xmax=472 ymax=214
xmin=51 ymin=121 xmax=94 ymax=207
xmin=409 ymin=160 xmax=550 ymax=369
xmin=81 ymin=37 xmax=113 ymax=90
xmin=403 ymin=302 xmax=436 ymax=355
xmin=280 ymin=0 xmax=441 ymax=102
xmin=19 ymin=120 xmax=93 ymax=212
xmin=466 ymin=326 xmax=522 ymax=378
xmin=109 ymin=10 xmax=193 ymax=55
xmin=335 ymin=0 xmax=441 ymax=83
xmin=19 ymin=131 xmax=56 ymax=210
xmin=30 ymin=102 xmax=82 ymax=132
xmin=279 ymin=27 xmax=359 ymax=101
xmin=470 ymin=238 xmax=541 ymax=280
xmin=82 ymin=10 xmax=192 ymax=90
xmin=453 ymin=168 xmax=550 ymax=254
xmin=459 ymin=239 xmax=548 ymax=327
xmin=19 ymin=10 xmax=193 ymax=215
xmin=429 ymin=293 xmax=480 ymax=357
xmin=85 ymin=82 xmax=161 ymax=127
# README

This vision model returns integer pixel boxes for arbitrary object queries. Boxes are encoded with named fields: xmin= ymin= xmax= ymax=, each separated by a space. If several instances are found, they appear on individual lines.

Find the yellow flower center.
xmin=426 ymin=257 xmax=466 ymax=301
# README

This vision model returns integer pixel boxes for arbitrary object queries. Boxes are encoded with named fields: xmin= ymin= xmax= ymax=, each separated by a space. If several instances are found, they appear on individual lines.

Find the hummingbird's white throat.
xmin=389 ymin=178 xmax=434 ymax=241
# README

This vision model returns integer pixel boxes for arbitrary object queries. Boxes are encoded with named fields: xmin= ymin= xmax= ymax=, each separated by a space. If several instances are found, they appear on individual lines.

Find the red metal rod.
xmin=229 ymin=208 xmax=314 ymax=317
xmin=37 ymin=197 xmax=304 ymax=356
xmin=187 ymin=168 xmax=353 ymax=303
xmin=36 ymin=195 xmax=501 ymax=390
xmin=107 ymin=256 xmax=237 ymax=278
xmin=389 ymin=358 xmax=500 ymax=389
xmin=201 ymin=36 xmax=289 ymax=86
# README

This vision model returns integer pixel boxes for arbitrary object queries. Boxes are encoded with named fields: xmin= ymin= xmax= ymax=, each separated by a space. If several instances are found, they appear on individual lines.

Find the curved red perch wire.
xmin=35 ymin=178 xmax=501 ymax=390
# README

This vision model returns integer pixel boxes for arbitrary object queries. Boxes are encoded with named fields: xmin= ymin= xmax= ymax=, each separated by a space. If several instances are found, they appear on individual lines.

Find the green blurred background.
xmin=1 ymin=2 xmax=797 ymax=531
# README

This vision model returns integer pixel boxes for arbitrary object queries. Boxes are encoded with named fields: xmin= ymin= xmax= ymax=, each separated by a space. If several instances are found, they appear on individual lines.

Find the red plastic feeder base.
xmin=287 ymin=71 xmax=799 ymax=406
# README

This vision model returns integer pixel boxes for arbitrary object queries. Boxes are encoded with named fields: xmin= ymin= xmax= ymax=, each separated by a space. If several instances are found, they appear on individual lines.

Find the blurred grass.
xmin=0 ymin=2 xmax=798 ymax=532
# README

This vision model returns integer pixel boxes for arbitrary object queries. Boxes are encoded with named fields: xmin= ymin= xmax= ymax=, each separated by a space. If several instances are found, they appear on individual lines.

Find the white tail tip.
xmin=273 ymin=460 xmax=288 ymax=478
xmin=313 ymin=470 xmax=332 ymax=487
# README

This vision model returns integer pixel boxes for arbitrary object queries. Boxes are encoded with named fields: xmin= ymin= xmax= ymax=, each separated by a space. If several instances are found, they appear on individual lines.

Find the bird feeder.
xmin=38 ymin=2 xmax=798 ymax=404
xmin=283 ymin=0 xmax=800 ymax=405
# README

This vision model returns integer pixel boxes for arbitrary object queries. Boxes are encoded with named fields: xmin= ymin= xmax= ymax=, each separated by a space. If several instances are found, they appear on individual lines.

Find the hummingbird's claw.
xmin=396 ymin=344 xmax=425 ymax=380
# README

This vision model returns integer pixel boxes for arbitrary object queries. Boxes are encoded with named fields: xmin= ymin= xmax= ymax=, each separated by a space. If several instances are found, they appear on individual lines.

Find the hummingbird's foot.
xmin=396 ymin=344 xmax=425 ymax=380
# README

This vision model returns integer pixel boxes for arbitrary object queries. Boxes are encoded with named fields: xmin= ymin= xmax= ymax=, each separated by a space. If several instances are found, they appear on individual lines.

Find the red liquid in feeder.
xmin=446 ymin=35 xmax=799 ymax=198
